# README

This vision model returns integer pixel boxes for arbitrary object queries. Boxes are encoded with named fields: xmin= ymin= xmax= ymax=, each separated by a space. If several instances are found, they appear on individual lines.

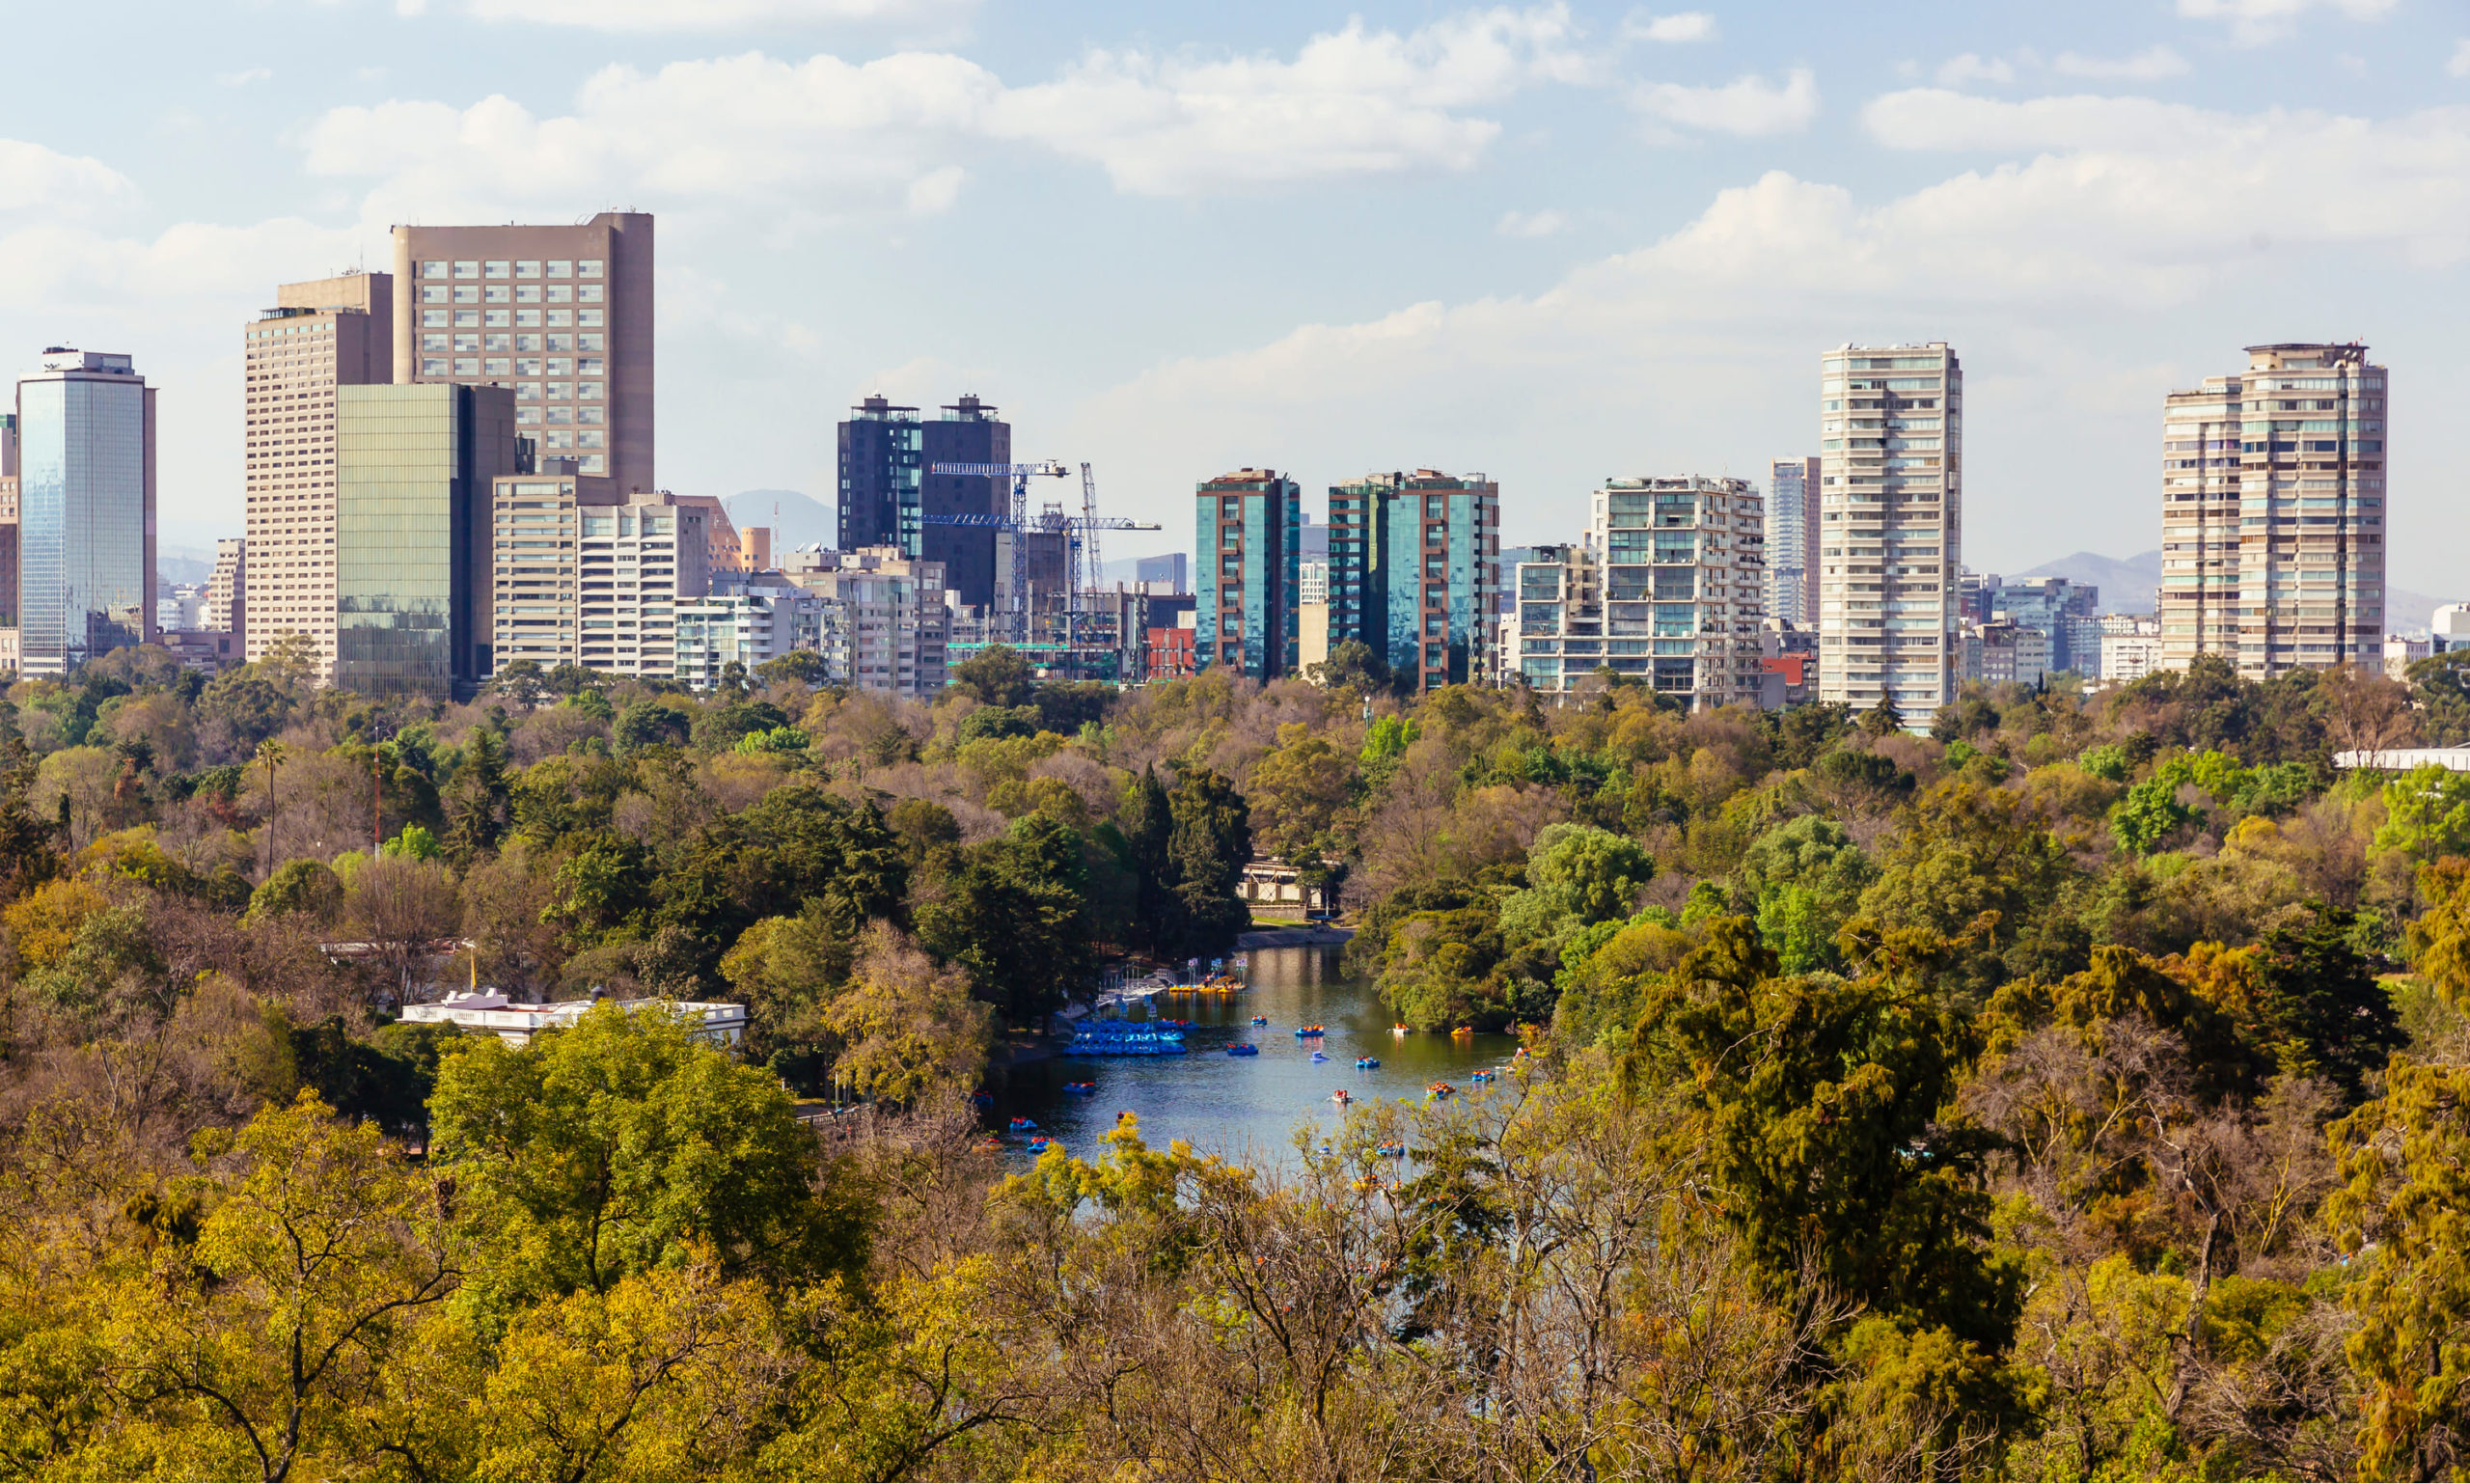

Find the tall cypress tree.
xmin=1167 ymin=765 xmax=1252 ymax=960
xmin=1120 ymin=764 xmax=1184 ymax=958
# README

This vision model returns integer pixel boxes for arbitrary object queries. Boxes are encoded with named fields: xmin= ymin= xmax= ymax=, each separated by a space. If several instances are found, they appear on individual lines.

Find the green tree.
xmin=2374 ymin=762 xmax=2470 ymax=860
xmin=1733 ymin=814 xmax=1876 ymax=974
xmin=919 ymin=816 xmax=1095 ymax=1024
xmin=949 ymin=645 xmax=1036 ymax=708
xmin=441 ymin=728 xmax=511 ymax=858
xmin=109 ymin=1094 xmax=457 ymax=1483
xmin=2327 ymin=1058 xmax=2470 ymax=1479
xmin=427 ymin=1002 xmax=863 ymax=1309
xmin=1167 ymin=765 xmax=1251 ymax=958
xmin=1245 ymin=728 xmax=1359 ymax=865
xmin=1625 ymin=918 xmax=2021 ymax=1352
xmin=2255 ymin=901 xmax=2403 ymax=1101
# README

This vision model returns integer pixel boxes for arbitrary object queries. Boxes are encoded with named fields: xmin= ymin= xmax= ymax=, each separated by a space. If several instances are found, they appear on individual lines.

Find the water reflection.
xmin=990 ymin=946 xmax=1520 ymax=1162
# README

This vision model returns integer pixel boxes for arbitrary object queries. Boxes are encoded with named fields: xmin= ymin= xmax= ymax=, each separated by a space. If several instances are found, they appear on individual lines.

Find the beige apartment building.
xmin=1816 ymin=343 xmax=1962 ymax=721
xmin=2158 ymin=343 xmax=2387 ymax=677
xmin=391 ymin=212 xmax=654 ymax=495
xmin=490 ymin=476 xmax=713 ymax=681
xmin=240 ymin=271 xmax=392 ymax=671
xmin=206 ymin=537 xmax=245 ymax=636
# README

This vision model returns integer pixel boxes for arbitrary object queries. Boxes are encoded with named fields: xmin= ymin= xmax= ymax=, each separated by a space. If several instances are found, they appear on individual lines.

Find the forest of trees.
xmin=9 ymin=636 xmax=2470 ymax=1477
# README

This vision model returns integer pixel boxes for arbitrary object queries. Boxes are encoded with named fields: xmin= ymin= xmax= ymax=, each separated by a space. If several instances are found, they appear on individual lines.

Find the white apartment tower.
xmin=1766 ymin=455 xmax=1820 ymax=627
xmin=241 ymin=272 xmax=392 ymax=673
xmin=1817 ymin=344 xmax=1962 ymax=719
xmin=490 ymin=476 xmax=713 ymax=680
xmin=2158 ymin=343 xmax=2386 ymax=677
xmin=1514 ymin=478 xmax=1763 ymax=706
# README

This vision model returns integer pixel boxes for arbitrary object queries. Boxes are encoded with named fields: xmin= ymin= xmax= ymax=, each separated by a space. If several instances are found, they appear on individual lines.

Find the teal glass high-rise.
xmin=1326 ymin=470 xmax=1499 ymax=691
xmin=1194 ymin=469 xmax=1299 ymax=680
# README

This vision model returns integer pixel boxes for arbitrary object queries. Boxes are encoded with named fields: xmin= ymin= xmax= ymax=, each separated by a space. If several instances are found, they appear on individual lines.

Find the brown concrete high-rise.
xmin=390 ymin=212 xmax=654 ymax=495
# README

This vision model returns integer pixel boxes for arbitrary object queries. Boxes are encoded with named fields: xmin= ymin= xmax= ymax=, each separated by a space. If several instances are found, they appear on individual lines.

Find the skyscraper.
xmin=1817 ymin=343 xmax=1962 ymax=720
xmin=838 ymin=394 xmax=919 ymax=556
xmin=1326 ymin=469 xmax=1501 ymax=691
xmin=921 ymin=396 xmax=1009 ymax=612
xmin=1194 ymin=469 xmax=1300 ymax=680
xmin=242 ymin=271 xmax=392 ymax=672
xmin=16 ymin=349 xmax=155 ymax=676
xmin=333 ymin=383 xmax=515 ymax=696
xmin=392 ymin=212 xmax=653 ymax=493
xmin=491 ymin=479 xmax=713 ymax=681
xmin=2159 ymin=343 xmax=2386 ymax=676
xmin=1766 ymin=455 xmax=1820 ymax=627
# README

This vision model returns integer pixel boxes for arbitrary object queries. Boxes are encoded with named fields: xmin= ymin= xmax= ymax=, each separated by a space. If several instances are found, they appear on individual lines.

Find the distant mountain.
xmin=2009 ymin=550 xmax=2162 ymax=614
xmin=158 ymin=545 xmax=217 ymax=586
xmin=725 ymin=489 xmax=832 ymax=551
xmin=2009 ymin=547 xmax=2453 ymax=632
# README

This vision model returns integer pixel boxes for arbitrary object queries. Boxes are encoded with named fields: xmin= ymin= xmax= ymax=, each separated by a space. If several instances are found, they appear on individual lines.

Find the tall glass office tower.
xmin=1194 ymin=468 xmax=1300 ymax=680
xmin=334 ymin=383 xmax=515 ymax=696
xmin=15 ymin=349 xmax=155 ymax=676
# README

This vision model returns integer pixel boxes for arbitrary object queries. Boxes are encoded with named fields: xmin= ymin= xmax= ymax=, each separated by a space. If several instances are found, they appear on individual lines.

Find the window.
xmin=485 ymin=309 xmax=510 ymax=327
xmin=454 ymin=310 xmax=480 ymax=327
xmin=422 ymin=358 xmax=449 ymax=376
xmin=422 ymin=285 xmax=448 ymax=304
xmin=516 ymin=310 xmax=540 ymax=328
xmin=484 ymin=286 xmax=510 ymax=303
xmin=453 ymin=286 xmax=479 ymax=303
xmin=579 ymin=259 xmax=604 ymax=277
xmin=484 ymin=358 xmax=511 ymax=375
xmin=483 ymin=334 xmax=510 ymax=352
xmin=516 ymin=336 xmax=540 ymax=352
xmin=422 ymin=261 xmax=448 ymax=279
xmin=453 ymin=335 xmax=480 ymax=353
xmin=546 ymin=407 xmax=572 ymax=425
xmin=454 ymin=261 xmax=479 ymax=279
xmin=577 ymin=334 xmax=603 ymax=352
xmin=578 ymin=310 xmax=603 ymax=327
xmin=422 ymin=309 xmax=448 ymax=328
xmin=578 ymin=286 xmax=603 ymax=304
xmin=454 ymin=358 xmax=480 ymax=376
xmin=422 ymin=335 xmax=448 ymax=352
xmin=514 ymin=286 xmax=539 ymax=304
xmin=515 ymin=260 xmax=540 ymax=278
xmin=548 ymin=383 xmax=571 ymax=399
xmin=547 ymin=286 xmax=571 ymax=304
xmin=517 ymin=358 xmax=542 ymax=376
xmin=484 ymin=261 xmax=509 ymax=278
xmin=547 ymin=260 xmax=572 ymax=278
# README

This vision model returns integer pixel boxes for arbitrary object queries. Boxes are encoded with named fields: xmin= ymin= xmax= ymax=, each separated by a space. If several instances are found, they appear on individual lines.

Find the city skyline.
xmin=0 ymin=2 xmax=2459 ymax=593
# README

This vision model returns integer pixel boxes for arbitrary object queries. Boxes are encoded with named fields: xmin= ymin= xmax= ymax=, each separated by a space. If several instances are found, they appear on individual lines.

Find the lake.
xmin=988 ymin=946 xmax=1522 ymax=1163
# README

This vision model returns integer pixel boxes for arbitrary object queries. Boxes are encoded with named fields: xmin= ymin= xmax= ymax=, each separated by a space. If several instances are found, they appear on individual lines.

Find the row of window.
xmin=419 ymin=284 xmax=604 ymax=306
xmin=423 ymin=334 xmax=602 ymax=354
xmin=423 ymin=309 xmax=602 ymax=330
xmin=421 ymin=259 xmax=603 ymax=280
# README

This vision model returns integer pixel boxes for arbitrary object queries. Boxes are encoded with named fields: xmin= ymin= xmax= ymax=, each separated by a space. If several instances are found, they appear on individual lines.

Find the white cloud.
xmin=1496 ymin=208 xmax=1569 ymax=237
xmin=2448 ymin=39 xmax=2470 ymax=78
xmin=0 ymin=139 xmax=139 ymax=218
xmin=1065 ymin=90 xmax=2470 ymax=577
xmin=215 ymin=66 xmax=273 ymax=88
xmin=362 ymin=0 xmax=975 ymax=28
xmin=2177 ymin=0 xmax=2395 ymax=47
xmin=904 ymin=164 xmax=964 ymax=214
xmin=1935 ymin=53 xmax=2015 ymax=87
xmin=303 ymin=9 xmax=1596 ymax=211
xmin=1633 ymin=67 xmax=1819 ymax=136
xmin=1622 ymin=11 xmax=1715 ymax=43
xmin=2052 ymin=45 xmax=2189 ymax=81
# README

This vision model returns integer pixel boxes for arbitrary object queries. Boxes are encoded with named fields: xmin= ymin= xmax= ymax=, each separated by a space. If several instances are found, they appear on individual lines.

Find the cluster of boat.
xmin=1063 ymin=1020 xmax=1189 ymax=1057
xmin=1294 ymin=1025 xmax=1328 ymax=1038
xmin=1355 ymin=1056 xmax=1381 ymax=1069
xmin=1225 ymin=1043 xmax=1259 ymax=1057
xmin=1427 ymin=1081 xmax=1456 ymax=1100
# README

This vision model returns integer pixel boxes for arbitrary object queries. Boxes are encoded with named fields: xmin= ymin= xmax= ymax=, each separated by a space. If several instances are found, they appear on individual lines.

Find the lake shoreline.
xmin=1236 ymin=924 xmax=1356 ymax=948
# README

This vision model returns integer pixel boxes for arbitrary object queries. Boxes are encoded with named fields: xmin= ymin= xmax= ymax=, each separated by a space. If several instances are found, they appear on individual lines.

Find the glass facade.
xmin=15 ymin=359 xmax=151 ymax=676
xmin=1193 ymin=471 xmax=1299 ymax=680
xmin=1327 ymin=472 xmax=1500 ymax=690
xmin=334 ymin=384 xmax=512 ymax=697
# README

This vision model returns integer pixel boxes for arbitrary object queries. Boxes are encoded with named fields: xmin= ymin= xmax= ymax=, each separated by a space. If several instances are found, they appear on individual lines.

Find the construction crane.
xmin=927 ymin=460 xmax=1068 ymax=638
xmin=924 ymin=460 xmax=1158 ymax=639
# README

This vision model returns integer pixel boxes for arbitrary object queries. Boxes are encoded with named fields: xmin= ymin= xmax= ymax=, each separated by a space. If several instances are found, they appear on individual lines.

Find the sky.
xmin=4 ymin=0 xmax=2466 ymax=592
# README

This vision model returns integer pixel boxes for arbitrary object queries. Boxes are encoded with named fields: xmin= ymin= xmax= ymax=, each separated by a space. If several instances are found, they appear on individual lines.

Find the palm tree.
xmin=255 ymin=739 xmax=288 ymax=879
